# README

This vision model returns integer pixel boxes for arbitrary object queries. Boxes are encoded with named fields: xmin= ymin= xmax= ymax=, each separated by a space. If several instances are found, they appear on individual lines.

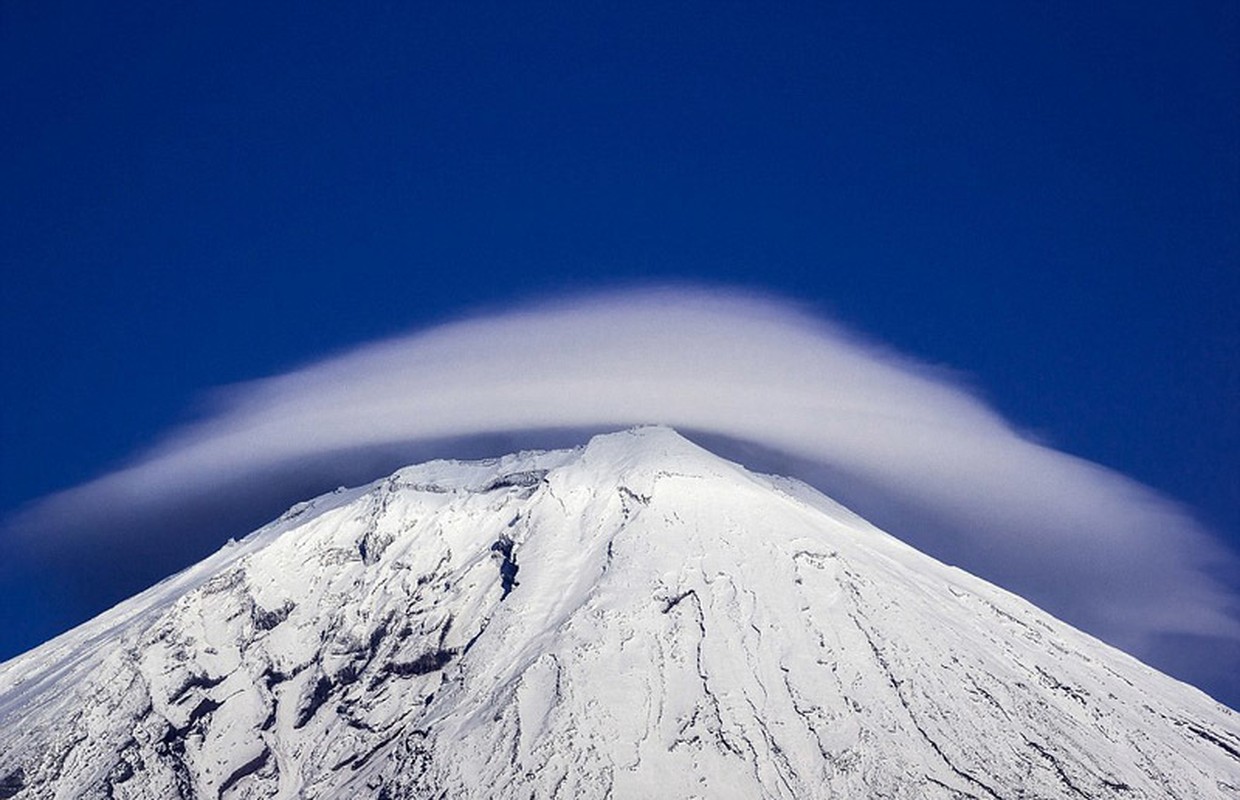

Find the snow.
xmin=1 ymin=426 xmax=1238 ymax=798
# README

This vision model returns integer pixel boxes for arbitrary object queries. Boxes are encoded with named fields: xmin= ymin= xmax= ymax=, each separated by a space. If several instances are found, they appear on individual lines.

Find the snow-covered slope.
xmin=1 ymin=427 xmax=1237 ymax=799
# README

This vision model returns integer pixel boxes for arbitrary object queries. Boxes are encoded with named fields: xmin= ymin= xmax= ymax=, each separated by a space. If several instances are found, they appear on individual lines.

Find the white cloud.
xmin=11 ymin=286 xmax=1239 ymax=665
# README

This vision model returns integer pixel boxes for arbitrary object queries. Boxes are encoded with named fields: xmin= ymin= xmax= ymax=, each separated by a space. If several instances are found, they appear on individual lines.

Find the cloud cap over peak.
xmin=8 ymin=286 xmax=1239 ymax=700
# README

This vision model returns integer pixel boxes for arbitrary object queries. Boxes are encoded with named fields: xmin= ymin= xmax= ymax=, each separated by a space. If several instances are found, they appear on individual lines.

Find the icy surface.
xmin=1 ymin=427 xmax=1238 ymax=798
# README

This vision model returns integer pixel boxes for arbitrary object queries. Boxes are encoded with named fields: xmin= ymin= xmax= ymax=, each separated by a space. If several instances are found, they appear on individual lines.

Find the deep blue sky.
xmin=2 ymin=0 xmax=1237 ymax=689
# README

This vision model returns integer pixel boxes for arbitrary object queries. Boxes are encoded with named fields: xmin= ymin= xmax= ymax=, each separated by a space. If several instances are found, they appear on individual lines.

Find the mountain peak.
xmin=585 ymin=423 xmax=704 ymax=458
xmin=2 ymin=432 xmax=1238 ymax=798
xmin=576 ymin=425 xmax=742 ymax=479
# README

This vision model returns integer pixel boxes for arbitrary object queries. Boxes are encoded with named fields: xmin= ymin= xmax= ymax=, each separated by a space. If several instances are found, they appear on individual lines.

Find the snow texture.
xmin=1 ymin=427 xmax=1237 ymax=798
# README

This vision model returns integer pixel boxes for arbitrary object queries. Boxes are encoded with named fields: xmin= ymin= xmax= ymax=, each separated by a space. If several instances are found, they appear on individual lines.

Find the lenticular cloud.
xmin=12 ymin=287 xmax=1240 ymax=665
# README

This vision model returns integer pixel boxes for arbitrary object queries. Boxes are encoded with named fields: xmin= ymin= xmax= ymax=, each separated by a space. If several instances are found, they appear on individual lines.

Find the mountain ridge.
xmin=2 ymin=427 xmax=1238 ymax=798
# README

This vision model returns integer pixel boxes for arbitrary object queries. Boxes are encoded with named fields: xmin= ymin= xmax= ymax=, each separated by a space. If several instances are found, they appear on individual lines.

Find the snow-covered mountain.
xmin=1 ymin=427 xmax=1237 ymax=799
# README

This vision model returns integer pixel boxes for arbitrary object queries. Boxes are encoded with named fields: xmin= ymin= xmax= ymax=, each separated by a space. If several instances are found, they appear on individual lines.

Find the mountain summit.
xmin=1 ymin=427 xmax=1237 ymax=798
